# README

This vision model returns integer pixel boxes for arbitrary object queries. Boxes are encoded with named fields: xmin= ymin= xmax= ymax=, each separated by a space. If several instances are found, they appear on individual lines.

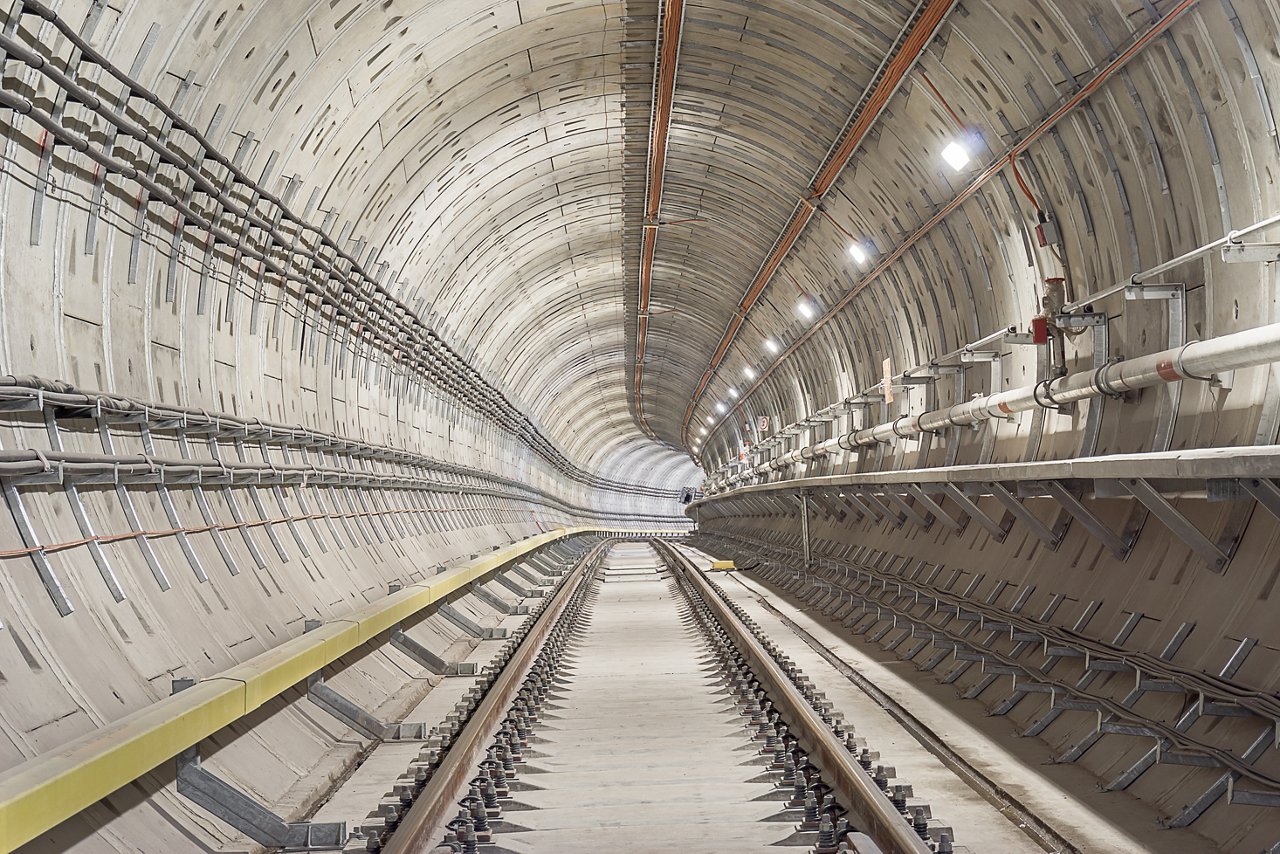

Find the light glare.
xmin=715 ymin=401 xmax=727 ymax=414
xmin=765 ymin=339 xmax=780 ymax=355
xmin=797 ymin=299 xmax=815 ymax=320
xmin=743 ymin=366 xmax=757 ymax=380
xmin=941 ymin=140 xmax=970 ymax=171
xmin=848 ymin=242 xmax=868 ymax=264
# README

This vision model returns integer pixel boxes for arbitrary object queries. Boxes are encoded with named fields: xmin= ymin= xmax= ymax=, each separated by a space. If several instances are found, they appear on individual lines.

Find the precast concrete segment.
xmin=314 ymin=594 xmax=547 ymax=828
xmin=713 ymin=566 xmax=1180 ymax=854
xmin=693 ymin=530 xmax=1272 ymax=852
xmin=486 ymin=542 xmax=789 ymax=853
xmin=0 ymin=528 xmax=656 ymax=852
xmin=710 ymin=320 xmax=1280 ymax=489
xmin=679 ymin=0 xmax=959 ymax=445
xmin=695 ymin=564 xmax=1053 ymax=853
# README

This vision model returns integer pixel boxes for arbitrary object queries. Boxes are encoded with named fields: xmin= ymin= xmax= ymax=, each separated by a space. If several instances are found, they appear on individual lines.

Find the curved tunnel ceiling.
xmin=676 ymin=0 xmax=1280 ymax=471
xmin=21 ymin=0 xmax=1278 ymax=489
xmin=6 ymin=3 xmax=1280 ymax=850
xmin=108 ymin=0 xmax=697 ymax=486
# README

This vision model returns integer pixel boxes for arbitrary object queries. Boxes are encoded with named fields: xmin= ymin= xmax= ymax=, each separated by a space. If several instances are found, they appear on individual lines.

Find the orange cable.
xmin=0 ymin=504 xmax=519 ymax=559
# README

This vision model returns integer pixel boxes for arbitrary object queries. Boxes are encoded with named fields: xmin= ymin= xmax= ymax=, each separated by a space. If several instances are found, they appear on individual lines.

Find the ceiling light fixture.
xmin=699 ymin=427 xmax=708 ymax=436
xmin=797 ymin=299 xmax=815 ymax=320
xmin=715 ymin=401 xmax=727 ymax=414
xmin=941 ymin=140 xmax=970 ymax=171
xmin=848 ymin=242 xmax=868 ymax=264
xmin=765 ymin=339 xmax=780 ymax=355
xmin=705 ymin=415 xmax=714 ymax=424
xmin=728 ymin=387 xmax=739 ymax=399
xmin=743 ymin=366 xmax=757 ymax=380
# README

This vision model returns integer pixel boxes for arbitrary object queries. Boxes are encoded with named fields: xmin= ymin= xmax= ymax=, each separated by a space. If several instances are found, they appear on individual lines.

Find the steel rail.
xmin=699 ymin=0 xmax=1201 ymax=455
xmin=0 ymin=528 xmax=645 ymax=852
xmin=381 ymin=540 xmax=607 ymax=854
xmin=710 ymin=533 xmax=1280 ymax=790
xmin=653 ymin=539 xmax=933 ymax=854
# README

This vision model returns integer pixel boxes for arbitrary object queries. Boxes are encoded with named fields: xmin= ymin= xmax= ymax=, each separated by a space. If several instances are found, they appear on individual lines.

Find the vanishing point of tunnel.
xmin=0 ymin=1 xmax=1279 ymax=852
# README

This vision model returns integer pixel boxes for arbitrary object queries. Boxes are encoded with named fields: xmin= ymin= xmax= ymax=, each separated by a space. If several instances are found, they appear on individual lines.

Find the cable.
xmin=1009 ymin=155 xmax=1043 ymax=213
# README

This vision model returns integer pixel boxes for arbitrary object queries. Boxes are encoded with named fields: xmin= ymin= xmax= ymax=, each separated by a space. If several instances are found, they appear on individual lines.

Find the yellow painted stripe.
xmin=0 ymin=527 xmax=662 ymax=851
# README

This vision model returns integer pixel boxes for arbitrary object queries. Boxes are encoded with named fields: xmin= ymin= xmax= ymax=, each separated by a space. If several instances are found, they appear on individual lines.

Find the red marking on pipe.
xmin=1156 ymin=357 xmax=1181 ymax=382
xmin=998 ymin=401 xmax=1014 ymax=415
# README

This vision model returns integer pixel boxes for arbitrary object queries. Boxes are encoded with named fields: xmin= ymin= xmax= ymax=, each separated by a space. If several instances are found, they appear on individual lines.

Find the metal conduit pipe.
xmin=699 ymin=0 xmax=1201 ymax=451
xmin=0 ymin=449 xmax=675 ymax=523
xmin=0 ymin=378 xmax=677 ymax=500
xmin=720 ymin=207 xmax=1280 ymax=477
xmin=716 ymin=321 xmax=1280 ymax=490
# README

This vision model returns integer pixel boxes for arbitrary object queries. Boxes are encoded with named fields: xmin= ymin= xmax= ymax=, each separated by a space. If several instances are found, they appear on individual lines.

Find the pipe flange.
xmin=891 ymin=415 xmax=913 ymax=438
xmin=1032 ymin=378 xmax=1063 ymax=410
xmin=1174 ymin=340 xmax=1216 ymax=382
xmin=913 ymin=413 xmax=941 ymax=435
xmin=1093 ymin=359 xmax=1127 ymax=400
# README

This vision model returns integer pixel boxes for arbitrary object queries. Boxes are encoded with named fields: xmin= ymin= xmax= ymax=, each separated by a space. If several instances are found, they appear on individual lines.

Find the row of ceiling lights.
xmin=690 ymin=139 xmax=974 ymax=460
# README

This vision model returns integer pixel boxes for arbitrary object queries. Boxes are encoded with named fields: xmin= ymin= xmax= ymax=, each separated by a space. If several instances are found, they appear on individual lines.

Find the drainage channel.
xmin=365 ymin=540 xmax=959 ymax=854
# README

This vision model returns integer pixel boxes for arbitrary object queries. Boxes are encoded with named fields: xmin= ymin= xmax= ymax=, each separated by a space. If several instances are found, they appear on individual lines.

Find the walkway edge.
xmin=0 ymin=527 xmax=661 ymax=852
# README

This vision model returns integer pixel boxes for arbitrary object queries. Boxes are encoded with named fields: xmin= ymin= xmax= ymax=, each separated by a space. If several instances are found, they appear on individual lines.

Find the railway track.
xmin=347 ymin=540 xmax=1049 ymax=853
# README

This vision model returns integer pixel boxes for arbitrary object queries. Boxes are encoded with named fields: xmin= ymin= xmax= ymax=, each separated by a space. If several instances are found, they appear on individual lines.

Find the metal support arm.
xmin=176 ymin=747 xmax=346 ymax=850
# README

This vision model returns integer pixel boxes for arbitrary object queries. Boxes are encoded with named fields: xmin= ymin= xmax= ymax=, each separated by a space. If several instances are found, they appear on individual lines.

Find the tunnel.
xmin=1 ymin=0 xmax=1279 ymax=852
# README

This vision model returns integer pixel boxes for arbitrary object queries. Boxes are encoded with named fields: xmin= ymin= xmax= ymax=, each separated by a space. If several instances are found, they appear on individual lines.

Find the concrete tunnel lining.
xmin=2 ymin=0 xmax=1280 ymax=851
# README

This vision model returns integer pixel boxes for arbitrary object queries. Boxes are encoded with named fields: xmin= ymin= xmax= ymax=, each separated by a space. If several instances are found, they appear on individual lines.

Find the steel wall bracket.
xmin=169 ymin=678 xmax=348 ymax=850
xmin=437 ymin=602 xmax=508 ymax=639
xmin=389 ymin=625 xmax=478 ymax=677
xmin=176 ymin=747 xmax=347 ymax=850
